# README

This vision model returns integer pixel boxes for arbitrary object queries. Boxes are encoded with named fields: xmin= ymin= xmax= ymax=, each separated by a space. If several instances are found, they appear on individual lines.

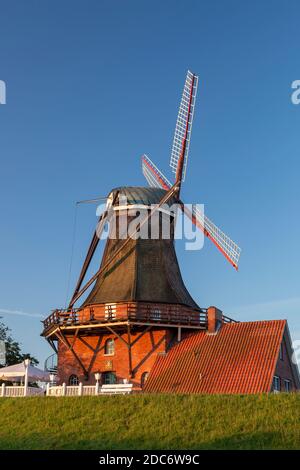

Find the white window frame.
xmin=105 ymin=303 xmax=117 ymax=321
xmin=104 ymin=338 xmax=115 ymax=356
xmin=151 ymin=307 xmax=161 ymax=321
xmin=284 ymin=379 xmax=291 ymax=392
xmin=273 ymin=375 xmax=281 ymax=392
xmin=279 ymin=343 xmax=283 ymax=361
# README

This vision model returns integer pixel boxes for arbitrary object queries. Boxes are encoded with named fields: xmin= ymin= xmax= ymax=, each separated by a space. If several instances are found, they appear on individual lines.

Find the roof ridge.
xmin=222 ymin=319 xmax=287 ymax=326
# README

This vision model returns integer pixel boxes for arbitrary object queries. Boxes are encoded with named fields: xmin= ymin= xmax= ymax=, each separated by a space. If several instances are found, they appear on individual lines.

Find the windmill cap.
xmin=108 ymin=186 xmax=177 ymax=207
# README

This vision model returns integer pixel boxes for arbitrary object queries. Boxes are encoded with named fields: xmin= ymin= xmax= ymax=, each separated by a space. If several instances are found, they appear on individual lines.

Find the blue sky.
xmin=0 ymin=0 xmax=300 ymax=366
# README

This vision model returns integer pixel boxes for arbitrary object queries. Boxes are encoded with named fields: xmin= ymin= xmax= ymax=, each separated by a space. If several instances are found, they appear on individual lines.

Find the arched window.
xmin=68 ymin=374 xmax=79 ymax=386
xmin=141 ymin=371 xmax=149 ymax=388
xmin=104 ymin=338 xmax=115 ymax=355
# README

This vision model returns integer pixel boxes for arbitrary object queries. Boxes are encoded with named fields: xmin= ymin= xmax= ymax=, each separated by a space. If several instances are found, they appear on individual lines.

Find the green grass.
xmin=0 ymin=394 xmax=299 ymax=450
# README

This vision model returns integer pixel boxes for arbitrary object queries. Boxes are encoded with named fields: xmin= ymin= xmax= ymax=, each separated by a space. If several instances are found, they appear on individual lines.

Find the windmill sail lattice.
xmin=141 ymin=155 xmax=241 ymax=270
xmin=142 ymin=154 xmax=171 ymax=190
xmin=170 ymin=70 xmax=198 ymax=182
xmin=183 ymin=205 xmax=241 ymax=270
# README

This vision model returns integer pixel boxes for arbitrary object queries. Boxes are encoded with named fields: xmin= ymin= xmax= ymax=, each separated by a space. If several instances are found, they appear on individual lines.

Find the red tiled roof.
xmin=144 ymin=320 xmax=286 ymax=394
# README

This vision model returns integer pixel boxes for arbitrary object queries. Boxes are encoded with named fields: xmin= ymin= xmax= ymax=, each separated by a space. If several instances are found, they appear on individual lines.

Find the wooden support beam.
xmin=127 ymin=325 xmax=133 ymax=378
xmin=87 ymin=336 xmax=103 ymax=374
xmin=57 ymin=329 xmax=88 ymax=378
xmin=46 ymin=338 xmax=58 ymax=354
xmin=71 ymin=329 xmax=79 ymax=348
xmin=104 ymin=325 xmax=129 ymax=346
xmin=131 ymin=325 xmax=152 ymax=347
xmin=56 ymin=328 xmax=70 ymax=350
xmin=74 ymin=335 xmax=103 ymax=375
xmin=132 ymin=334 xmax=166 ymax=376
xmin=77 ymin=334 xmax=101 ymax=353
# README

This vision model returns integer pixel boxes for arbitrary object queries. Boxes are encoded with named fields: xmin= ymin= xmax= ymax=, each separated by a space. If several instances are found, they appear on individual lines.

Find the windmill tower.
xmin=42 ymin=71 xmax=241 ymax=387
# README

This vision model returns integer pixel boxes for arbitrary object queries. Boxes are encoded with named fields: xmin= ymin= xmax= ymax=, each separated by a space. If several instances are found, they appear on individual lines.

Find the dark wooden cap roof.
xmin=109 ymin=186 xmax=178 ymax=207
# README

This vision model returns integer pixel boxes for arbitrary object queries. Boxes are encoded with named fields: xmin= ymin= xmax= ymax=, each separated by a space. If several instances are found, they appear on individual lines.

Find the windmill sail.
xmin=142 ymin=154 xmax=172 ymax=190
xmin=170 ymin=70 xmax=198 ymax=182
xmin=182 ymin=204 xmax=241 ymax=270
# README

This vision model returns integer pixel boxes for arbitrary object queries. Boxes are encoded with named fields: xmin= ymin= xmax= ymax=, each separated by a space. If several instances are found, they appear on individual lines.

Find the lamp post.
xmin=95 ymin=372 xmax=101 ymax=395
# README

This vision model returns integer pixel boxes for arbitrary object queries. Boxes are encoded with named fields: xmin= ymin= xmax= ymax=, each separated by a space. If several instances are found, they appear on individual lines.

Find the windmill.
xmin=42 ymin=70 xmax=241 ymax=385
xmin=69 ymin=70 xmax=241 ymax=308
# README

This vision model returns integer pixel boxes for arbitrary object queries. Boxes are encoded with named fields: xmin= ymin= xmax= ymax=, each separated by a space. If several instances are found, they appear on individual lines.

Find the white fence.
xmin=0 ymin=384 xmax=44 ymax=397
xmin=46 ymin=383 xmax=133 ymax=396
xmin=0 ymin=382 xmax=133 ymax=397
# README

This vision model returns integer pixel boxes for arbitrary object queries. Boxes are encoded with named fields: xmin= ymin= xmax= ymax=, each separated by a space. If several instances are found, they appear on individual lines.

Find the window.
xmin=104 ymin=338 xmax=115 ymax=355
xmin=279 ymin=343 xmax=283 ymax=361
xmin=273 ymin=376 xmax=281 ymax=392
xmin=68 ymin=374 xmax=79 ymax=386
xmin=151 ymin=308 xmax=161 ymax=321
xmin=89 ymin=308 xmax=95 ymax=321
xmin=105 ymin=303 xmax=116 ymax=320
xmin=284 ymin=379 xmax=291 ymax=392
xmin=141 ymin=371 xmax=149 ymax=388
xmin=103 ymin=372 xmax=116 ymax=384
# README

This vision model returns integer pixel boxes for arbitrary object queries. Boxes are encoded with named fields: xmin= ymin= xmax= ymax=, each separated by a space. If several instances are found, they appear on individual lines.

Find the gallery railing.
xmin=42 ymin=302 xmax=209 ymax=333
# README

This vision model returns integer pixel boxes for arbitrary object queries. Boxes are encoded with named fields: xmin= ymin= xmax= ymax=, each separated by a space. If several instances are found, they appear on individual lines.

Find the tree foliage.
xmin=0 ymin=318 xmax=38 ymax=366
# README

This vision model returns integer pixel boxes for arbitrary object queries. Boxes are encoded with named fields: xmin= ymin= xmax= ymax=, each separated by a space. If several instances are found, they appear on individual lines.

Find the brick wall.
xmin=57 ymin=327 xmax=174 ymax=388
xmin=274 ymin=331 xmax=299 ymax=392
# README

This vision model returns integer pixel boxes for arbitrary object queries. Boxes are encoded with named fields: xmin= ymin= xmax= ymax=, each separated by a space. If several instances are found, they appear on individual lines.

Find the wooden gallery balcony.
xmin=42 ymin=302 xmax=209 ymax=338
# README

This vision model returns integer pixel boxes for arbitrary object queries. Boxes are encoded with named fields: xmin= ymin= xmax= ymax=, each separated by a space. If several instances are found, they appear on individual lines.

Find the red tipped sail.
xmin=182 ymin=204 xmax=241 ymax=270
xmin=142 ymin=154 xmax=171 ymax=190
